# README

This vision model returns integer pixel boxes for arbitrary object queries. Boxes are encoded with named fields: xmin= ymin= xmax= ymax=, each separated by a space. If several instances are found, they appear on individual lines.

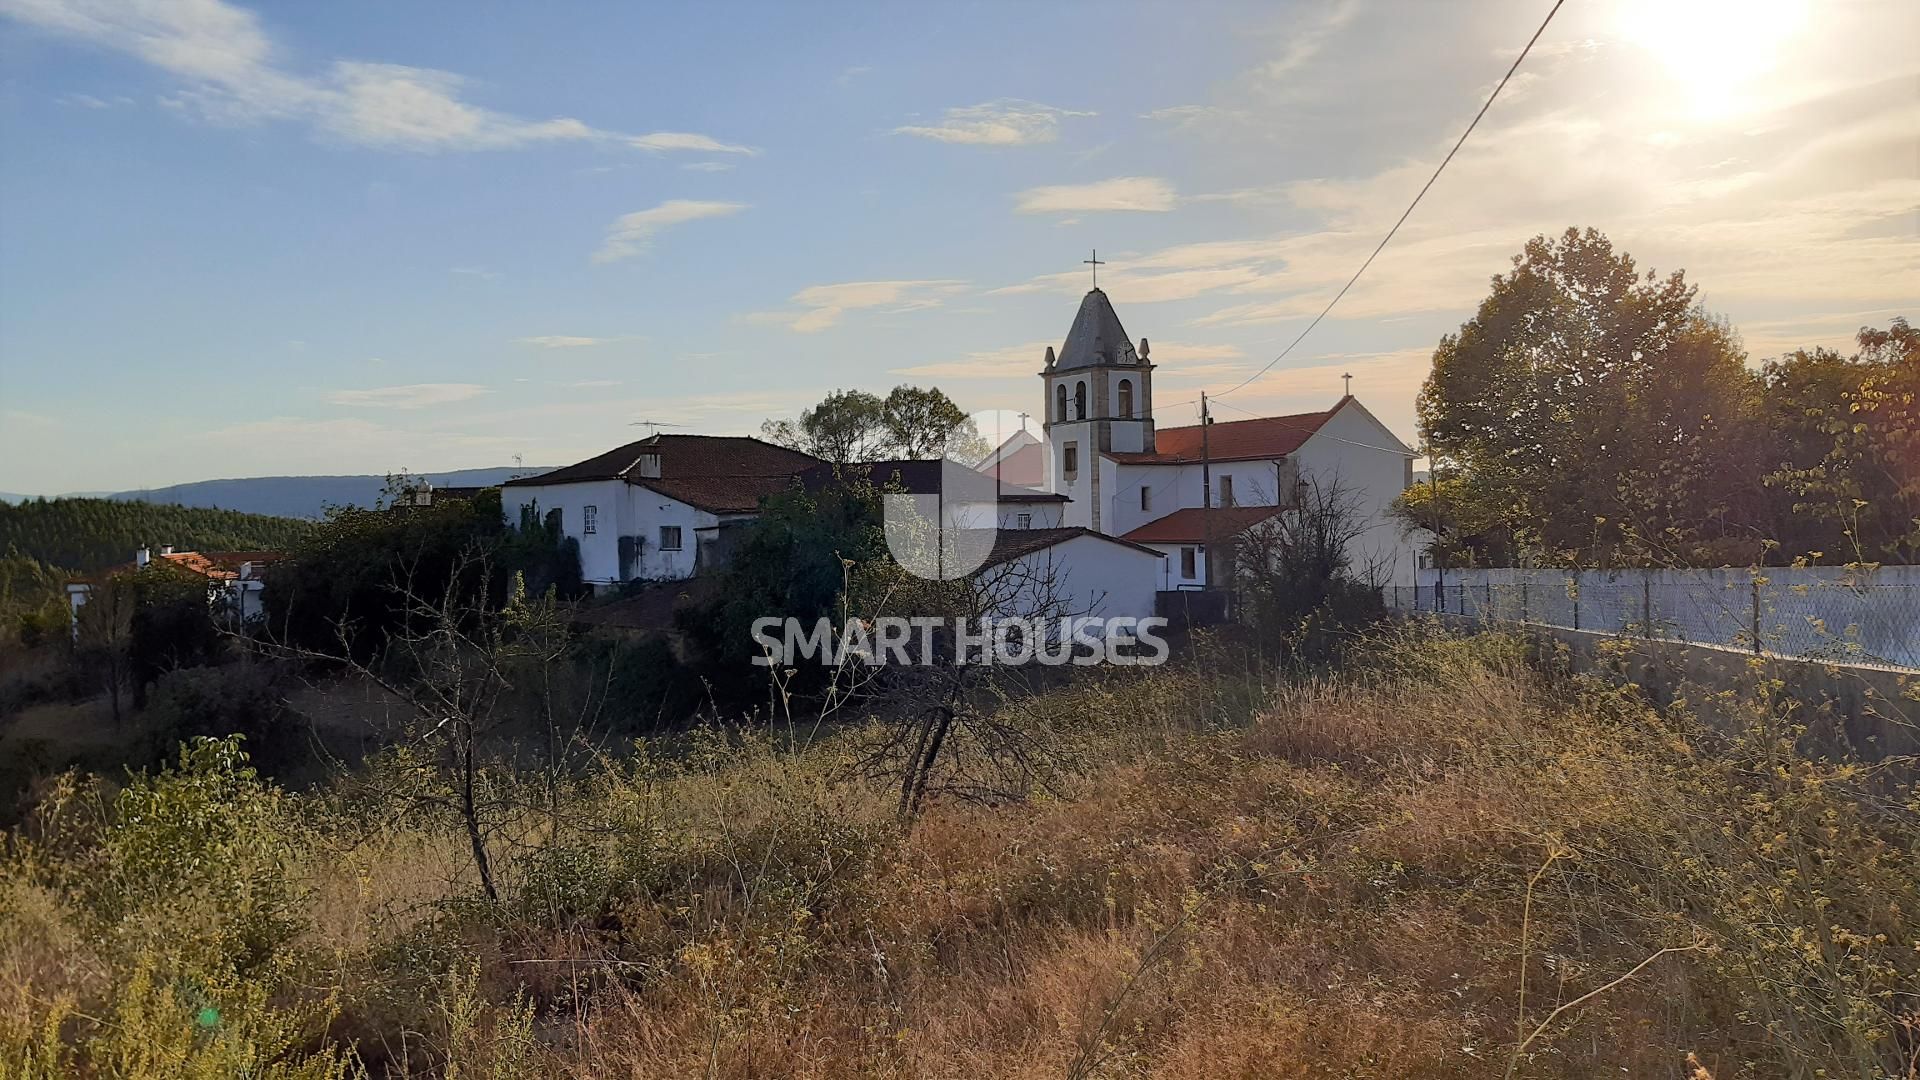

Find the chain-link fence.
xmin=1384 ymin=570 xmax=1920 ymax=671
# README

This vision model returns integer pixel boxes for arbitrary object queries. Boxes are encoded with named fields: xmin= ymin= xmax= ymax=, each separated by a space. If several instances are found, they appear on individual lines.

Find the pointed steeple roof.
xmin=1055 ymin=288 xmax=1141 ymax=370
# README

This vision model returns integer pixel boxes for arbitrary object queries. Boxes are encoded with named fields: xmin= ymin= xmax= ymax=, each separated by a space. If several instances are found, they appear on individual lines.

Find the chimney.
xmin=135 ymin=547 xmax=151 ymax=569
xmin=636 ymin=452 xmax=663 ymax=479
xmin=159 ymin=545 xmax=174 ymax=556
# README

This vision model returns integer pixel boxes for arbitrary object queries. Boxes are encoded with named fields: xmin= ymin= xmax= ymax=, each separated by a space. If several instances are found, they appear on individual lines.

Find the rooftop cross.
xmin=1342 ymin=372 xmax=1353 ymax=396
xmin=1083 ymin=249 xmax=1104 ymax=288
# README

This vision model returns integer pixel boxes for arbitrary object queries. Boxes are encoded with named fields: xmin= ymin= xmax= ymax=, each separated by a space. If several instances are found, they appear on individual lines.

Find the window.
xmin=1074 ymin=381 xmax=1087 ymax=420
xmin=1015 ymin=513 xmax=1032 ymax=530
xmin=659 ymin=525 xmax=683 ymax=551
xmin=1180 ymin=546 xmax=1197 ymax=579
xmin=1063 ymin=443 xmax=1079 ymax=479
xmin=1055 ymin=383 xmax=1068 ymax=422
xmin=1140 ymin=487 xmax=1151 ymax=512
xmin=582 ymin=505 xmax=598 ymax=534
xmin=1117 ymin=378 xmax=1133 ymax=418
xmin=1220 ymin=475 xmax=1235 ymax=507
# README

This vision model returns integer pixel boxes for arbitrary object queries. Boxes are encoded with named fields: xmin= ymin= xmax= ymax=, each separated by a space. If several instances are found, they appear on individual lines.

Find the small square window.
xmin=659 ymin=525 xmax=683 ymax=551
xmin=1180 ymin=546 xmax=1197 ymax=579
xmin=1140 ymin=487 xmax=1151 ymax=512
xmin=1063 ymin=443 xmax=1079 ymax=479
xmin=583 ymin=505 xmax=598 ymax=534
xmin=1015 ymin=513 xmax=1032 ymax=530
xmin=1220 ymin=475 xmax=1235 ymax=507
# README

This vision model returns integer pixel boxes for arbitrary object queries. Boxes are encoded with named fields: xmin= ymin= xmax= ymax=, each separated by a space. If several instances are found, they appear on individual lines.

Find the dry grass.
xmin=2 ymin=627 xmax=1916 ymax=1079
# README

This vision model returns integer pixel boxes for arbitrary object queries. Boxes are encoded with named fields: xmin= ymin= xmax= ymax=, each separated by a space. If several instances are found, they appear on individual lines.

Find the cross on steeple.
xmin=1342 ymin=372 xmax=1353 ymax=396
xmin=1084 ymin=249 xmax=1105 ymax=288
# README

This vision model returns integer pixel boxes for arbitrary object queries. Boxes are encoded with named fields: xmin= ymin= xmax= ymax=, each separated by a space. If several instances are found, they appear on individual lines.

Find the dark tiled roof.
xmin=638 ymin=474 xmax=799 ymax=515
xmin=1107 ymin=406 xmax=1338 ymax=465
xmin=1120 ymin=505 xmax=1286 ymax=544
xmin=800 ymin=460 xmax=1066 ymax=502
xmin=1054 ymin=288 xmax=1144 ymax=370
xmin=505 ymin=434 xmax=819 ymax=488
xmin=983 ymin=527 xmax=1162 ymax=568
xmin=573 ymin=577 xmax=718 ymax=632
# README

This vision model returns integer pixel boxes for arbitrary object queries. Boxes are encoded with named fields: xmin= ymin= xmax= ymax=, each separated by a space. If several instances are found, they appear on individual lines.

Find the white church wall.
xmin=1292 ymin=405 xmax=1418 ymax=587
xmin=996 ymin=501 xmax=1065 ymax=530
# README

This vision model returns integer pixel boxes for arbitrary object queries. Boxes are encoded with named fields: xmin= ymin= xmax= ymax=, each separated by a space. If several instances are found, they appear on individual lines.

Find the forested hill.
xmin=0 ymin=498 xmax=315 ymax=572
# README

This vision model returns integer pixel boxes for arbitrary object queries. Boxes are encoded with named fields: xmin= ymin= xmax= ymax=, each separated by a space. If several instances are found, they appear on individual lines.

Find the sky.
xmin=1 ymin=0 xmax=1915 ymax=495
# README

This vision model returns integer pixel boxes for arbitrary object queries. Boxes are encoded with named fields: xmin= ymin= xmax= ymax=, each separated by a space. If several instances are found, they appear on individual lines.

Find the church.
xmin=1014 ymin=284 xmax=1420 ymax=592
xmin=504 ymin=283 xmax=1421 ymax=613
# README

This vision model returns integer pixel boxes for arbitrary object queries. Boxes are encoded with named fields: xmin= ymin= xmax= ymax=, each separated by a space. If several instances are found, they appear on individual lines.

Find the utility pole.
xmin=1429 ymin=452 xmax=1444 ymax=613
xmin=1200 ymin=392 xmax=1213 ymax=590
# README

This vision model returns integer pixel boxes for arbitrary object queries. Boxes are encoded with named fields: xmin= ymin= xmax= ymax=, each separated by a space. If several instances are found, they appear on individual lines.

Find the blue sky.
xmin=2 ymin=0 xmax=1915 ymax=494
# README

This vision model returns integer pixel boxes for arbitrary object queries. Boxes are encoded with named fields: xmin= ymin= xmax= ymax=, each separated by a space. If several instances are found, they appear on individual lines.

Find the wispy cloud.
xmin=326 ymin=383 xmax=490 ymax=409
xmin=893 ymin=99 xmax=1092 ymax=146
xmin=750 ymin=280 xmax=968 ymax=333
xmin=893 ymin=340 xmax=1243 ymax=381
xmin=56 ymin=91 xmax=133 ymax=109
xmin=516 ymin=335 xmax=609 ymax=349
xmin=682 ymin=160 xmax=735 ymax=172
xmin=1260 ymin=0 xmax=1364 ymax=81
xmin=627 ymin=131 xmax=757 ymax=155
xmin=593 ymin=200 xmax=747 ymax=263
xmin=449 ymin=265 xmax=500 ymax=281
xmin=2 ymin=0 xmax=756 ymax=154
xmin=1014 ymin=176 xmax=1179 ymax=214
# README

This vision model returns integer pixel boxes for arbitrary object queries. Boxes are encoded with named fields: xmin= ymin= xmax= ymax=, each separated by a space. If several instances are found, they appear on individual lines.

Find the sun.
xmin=1615 ymin=0 xmax=1811 ymax=120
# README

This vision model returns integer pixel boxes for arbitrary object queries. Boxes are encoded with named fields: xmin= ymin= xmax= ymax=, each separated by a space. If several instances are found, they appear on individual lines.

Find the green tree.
xmin=880 ymin=385 xmax=979 ymax=460
xmin=1761 ymin=318 xmax=1919 ymax=562
xmin=761 ymin=385 xmax=976 ymax=463
xmin=1417 ymin=227 xmax=1766 ymax=566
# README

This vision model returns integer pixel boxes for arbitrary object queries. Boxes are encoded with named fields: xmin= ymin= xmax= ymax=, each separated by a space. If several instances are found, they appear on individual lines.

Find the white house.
xmin=976 ymin=528 xmax=1165 ymax=622
xmin=1038 ymin=286 xmax=1419 ymax=589
xmin=66 ymin=546 xmax=280 ymax=637
xmin=502 ymin=434 xmax=821 ymax=591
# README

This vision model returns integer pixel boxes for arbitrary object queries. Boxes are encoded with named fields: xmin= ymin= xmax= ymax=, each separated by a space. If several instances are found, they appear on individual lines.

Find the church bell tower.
xmin=1041 ymin=270 xmax=1155 ymax=531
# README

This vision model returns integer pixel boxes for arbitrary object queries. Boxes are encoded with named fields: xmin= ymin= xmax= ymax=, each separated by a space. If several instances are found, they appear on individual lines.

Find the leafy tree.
xmin=762 ymin=385 xmax=977 ymax=463
xmin=880 ymin=385 xmax=980 ymax=460
xmin=1418 ymin=228 xmax=1767 ymax=566
xmin=261 ymin=488 xmax=581 ymax=660
xmin=676 ymin=476 xmax=887 ymax=707
xmin=1762 ymin=318 xmax=1920 ymax=562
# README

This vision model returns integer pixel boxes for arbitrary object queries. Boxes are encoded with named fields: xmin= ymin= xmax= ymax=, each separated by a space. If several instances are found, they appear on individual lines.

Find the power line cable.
xmin=1211 ymin=0 xmax=1568 ymax=401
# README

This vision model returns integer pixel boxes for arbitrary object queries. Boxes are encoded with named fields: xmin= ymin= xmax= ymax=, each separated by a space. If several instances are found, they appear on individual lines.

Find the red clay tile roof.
xmin=504 ymin=434 xmax=820 ymax=487
xmin=1119 ymin=505 xmax=1286 ymax=544
xmin=638 ymin=474 xmax=801 ymax=515
xmin=72 ymin=549 xmax=284 ymax=586
xmin=1106 ymin=407 xmax=1337 ymax=465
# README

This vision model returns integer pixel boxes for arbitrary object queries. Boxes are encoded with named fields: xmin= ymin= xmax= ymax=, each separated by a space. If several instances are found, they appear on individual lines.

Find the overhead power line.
xmin=1212 ymin=0 xmax=1568 ymax=402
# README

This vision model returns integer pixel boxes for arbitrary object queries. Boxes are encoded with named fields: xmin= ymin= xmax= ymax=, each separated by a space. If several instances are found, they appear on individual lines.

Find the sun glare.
xmin=1617 ymin=0 xmax=1810 ymax=120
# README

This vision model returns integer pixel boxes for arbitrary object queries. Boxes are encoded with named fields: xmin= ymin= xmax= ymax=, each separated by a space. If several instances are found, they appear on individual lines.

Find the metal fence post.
xmin=1751 ymin=578 xmax=1762 ymax=655
xmin=1458 ymin=582 xmax=1466 ymax=619
xmin=1571 ymin=576 xmax=1580 ymax=631
xmin=1520 ymin=580 xmax=1530 ymax=625
xmin=1642 ymin=572 xmax=1653 ymax=639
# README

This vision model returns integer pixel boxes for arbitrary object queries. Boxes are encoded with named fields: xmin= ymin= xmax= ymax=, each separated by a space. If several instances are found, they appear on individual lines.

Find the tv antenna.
xmin=629 ymin=419 xmax=685 ymax=438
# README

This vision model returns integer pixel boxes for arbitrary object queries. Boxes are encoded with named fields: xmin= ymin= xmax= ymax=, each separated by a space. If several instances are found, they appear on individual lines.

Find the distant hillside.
xmin=108 ymin=467 xmax=549 ymax=520
xmin=0 ymin=498 xmax=316 ymax=573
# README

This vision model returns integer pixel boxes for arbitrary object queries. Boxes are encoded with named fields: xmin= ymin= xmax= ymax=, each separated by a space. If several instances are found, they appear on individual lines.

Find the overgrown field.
xmin=2 ymin=629 xmax=1915 ymax=1078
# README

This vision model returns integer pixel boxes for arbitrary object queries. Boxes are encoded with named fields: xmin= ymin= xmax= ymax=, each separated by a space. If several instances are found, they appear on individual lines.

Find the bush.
xmin=140 ymin=665 xmax=299 ymax=776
